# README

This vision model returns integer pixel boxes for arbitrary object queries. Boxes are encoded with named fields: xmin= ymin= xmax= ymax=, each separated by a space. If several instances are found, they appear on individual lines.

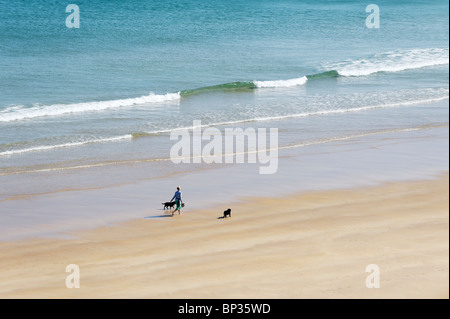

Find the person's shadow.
xmin=144 ymin=214 xmax=173 ymax=219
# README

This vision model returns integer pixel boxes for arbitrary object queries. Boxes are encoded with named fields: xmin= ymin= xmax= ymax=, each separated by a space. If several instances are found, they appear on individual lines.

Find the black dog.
xmin=162 ymin=202 xmax=185 ymax=210
xmin=162 ymin=202 xmax=176 ymax=210
xmin=223 ymin=208 xmax=231 ymax=218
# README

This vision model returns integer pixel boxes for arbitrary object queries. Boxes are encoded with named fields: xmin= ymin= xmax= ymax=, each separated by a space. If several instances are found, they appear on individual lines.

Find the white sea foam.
xmin=253 ymin=76 xmax=308 ymax=88
xmin=0 ymin=92 xmax=181 ymax=122
xmin=0 ymin=135 xmax=132 ymax=156
xmin=325 ymin=48 xmax=449 ymax=76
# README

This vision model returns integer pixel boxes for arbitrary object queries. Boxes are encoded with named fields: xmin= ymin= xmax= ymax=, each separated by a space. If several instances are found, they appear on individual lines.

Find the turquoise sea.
xmin=0 ymin=0 xmax=448 ymax=201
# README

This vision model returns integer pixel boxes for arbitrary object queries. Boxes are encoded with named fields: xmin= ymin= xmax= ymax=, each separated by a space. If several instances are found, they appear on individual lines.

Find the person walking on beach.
xmin=170 ymin=186 xmax=183 ymax=215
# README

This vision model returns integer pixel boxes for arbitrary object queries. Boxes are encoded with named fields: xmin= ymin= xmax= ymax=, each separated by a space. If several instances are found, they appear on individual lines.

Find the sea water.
xmin=0 ymin=0 xmax=448 ymax=201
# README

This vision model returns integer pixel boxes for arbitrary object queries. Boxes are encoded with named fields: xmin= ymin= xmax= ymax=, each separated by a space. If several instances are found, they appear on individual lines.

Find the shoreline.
xmin=0 ymin=125 xmax=448 ymax=242
xmin=0 ymin=173 xmax=447 ymax=298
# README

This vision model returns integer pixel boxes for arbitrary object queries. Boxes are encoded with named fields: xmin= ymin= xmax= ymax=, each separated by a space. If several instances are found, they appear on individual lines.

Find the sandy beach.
xmin=0 ymin=173 xmax=447 ymax=299
xmin=0 ymin=0 xmax=448 ymax=304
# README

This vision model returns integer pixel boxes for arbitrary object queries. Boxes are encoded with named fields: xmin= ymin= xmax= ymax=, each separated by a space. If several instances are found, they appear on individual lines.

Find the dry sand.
xmin=0 ymin=173 xmax=448 ymax=299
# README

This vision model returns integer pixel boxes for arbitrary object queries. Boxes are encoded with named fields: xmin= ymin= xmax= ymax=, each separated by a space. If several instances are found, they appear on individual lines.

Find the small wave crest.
xmin=180 ymin=76 xmax=309 ymax=97
xmin=180 ymin=82 xmax=256 ymax=96
xmin=253 ymin=76 xmax=308 ymax=88
xmin=325 ymin=48 xmax=449 ymax=77
xmin=0 ymin=92 xmax=181 ymax=122
xmin=0 ymin=135 xmax=132 ymax=156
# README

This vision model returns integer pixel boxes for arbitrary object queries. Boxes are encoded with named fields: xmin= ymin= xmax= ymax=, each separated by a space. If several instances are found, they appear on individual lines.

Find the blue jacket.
xmin=171 ymin=190 xmax=182 ymax=202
